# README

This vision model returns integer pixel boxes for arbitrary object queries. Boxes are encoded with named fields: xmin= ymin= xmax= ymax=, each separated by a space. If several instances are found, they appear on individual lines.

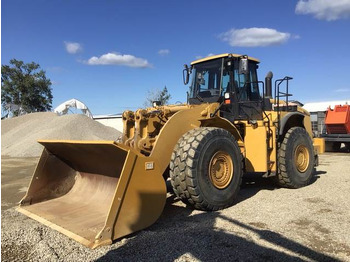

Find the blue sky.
xmin=2 ymin=0 xmax=350 ymax=115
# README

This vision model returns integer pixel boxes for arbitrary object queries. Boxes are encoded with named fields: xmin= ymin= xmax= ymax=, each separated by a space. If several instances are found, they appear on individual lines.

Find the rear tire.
xmin=170 ymin=127 xmax=243 ymax=211
xmin=277 ymin=127 xmax=315 ymax=188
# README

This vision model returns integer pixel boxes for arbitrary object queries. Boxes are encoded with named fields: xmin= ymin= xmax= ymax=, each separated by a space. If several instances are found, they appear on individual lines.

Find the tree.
xmin=1 ymin=59 xmax=53 ymax=116
xmin=144 ymin=86 xmax=171 ymax=107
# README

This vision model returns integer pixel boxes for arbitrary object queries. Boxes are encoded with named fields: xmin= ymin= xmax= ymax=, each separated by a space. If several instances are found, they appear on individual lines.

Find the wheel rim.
xmin=209 ymin=151 xmax=233 ymax=189
xmin=294 ymin=144 xmax=310 ymax=173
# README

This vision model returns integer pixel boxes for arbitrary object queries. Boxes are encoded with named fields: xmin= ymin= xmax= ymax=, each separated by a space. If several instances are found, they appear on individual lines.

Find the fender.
xmin=150 ymin=104 xmax=208 ymax=174
xmin=199 ymin=116 xmax=245 ymax=156
xmin=279 ymin=112 xmax=305 ymax=136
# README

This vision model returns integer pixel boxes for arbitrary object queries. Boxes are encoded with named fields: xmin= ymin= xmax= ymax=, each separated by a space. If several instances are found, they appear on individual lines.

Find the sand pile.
xmin=1 ymin=112 xmax=121 ymax=157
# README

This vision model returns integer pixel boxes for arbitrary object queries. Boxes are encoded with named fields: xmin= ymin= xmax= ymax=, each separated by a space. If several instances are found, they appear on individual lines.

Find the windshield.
xmin=189 ymin=58 xmax=260 ymax=104
xmin=189 ymin=58 xmax=223 ymax=101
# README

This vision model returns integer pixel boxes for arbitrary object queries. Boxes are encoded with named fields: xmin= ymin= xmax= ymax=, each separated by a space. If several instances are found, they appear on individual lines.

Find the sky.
xmin=2 ymin=0 xmax=350 ymax=115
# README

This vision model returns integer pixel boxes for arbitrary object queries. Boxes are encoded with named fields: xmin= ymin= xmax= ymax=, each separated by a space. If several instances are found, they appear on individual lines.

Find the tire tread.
xmin=277 ymin=127 xmax=314 ymax=188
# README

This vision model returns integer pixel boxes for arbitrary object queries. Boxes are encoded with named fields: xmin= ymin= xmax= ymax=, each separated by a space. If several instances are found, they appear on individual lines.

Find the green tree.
xmin=1 ymin=59 xmax=53 ymax=116
xmin=144 ymin=86 xmax=171 ymax=107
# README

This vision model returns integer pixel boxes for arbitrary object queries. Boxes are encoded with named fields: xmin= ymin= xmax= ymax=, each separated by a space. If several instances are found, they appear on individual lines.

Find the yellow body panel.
xmin=243 ymin=121 xmax=268 ymax=172
xmin=191 ymin=53 xmax=260 ymax=65
xmin=313 ymin=137 xmax=325 ymax=154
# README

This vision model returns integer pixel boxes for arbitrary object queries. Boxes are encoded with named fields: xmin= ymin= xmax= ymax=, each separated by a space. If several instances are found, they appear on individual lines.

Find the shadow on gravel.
xmin=96 ymin=195 xmax=339 ymax=262
xmin=237 ymin=169 xmax=326 ymax=204
xmin=313 ymin=170 xmax=327 ymax=183
xmin=237 ymin=173 xmax=278 ymax=204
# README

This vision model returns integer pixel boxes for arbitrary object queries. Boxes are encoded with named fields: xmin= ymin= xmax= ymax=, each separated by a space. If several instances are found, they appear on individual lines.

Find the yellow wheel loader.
xmin=18 ymin=53 xmax=325 ymax=248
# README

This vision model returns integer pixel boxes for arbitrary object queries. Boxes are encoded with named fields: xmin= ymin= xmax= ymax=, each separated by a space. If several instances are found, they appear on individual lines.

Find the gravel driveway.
xmin=1 ymin=153 xmax=350 ymax=261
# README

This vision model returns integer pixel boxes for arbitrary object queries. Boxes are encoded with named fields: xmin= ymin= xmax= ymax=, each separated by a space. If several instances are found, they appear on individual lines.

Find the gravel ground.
xmin=1 ymin=153 xmax=350 ymax=262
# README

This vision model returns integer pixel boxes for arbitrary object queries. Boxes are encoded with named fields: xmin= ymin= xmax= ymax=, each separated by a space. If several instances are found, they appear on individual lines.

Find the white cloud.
xmin=219 ymin=27 xmax=291 ymax=47
xmin=158 ymin=49 xmax=170 ymax=56
xmin=64 ymin=41 xmax=83 ymax=54
xmin=335 ymin=88 xmax=350 ymax=92
xmin=296 ymin=0 xmax=350 ymax=21
xmin=195 ymin=53 xmax=215 ymax=60
xmin=86 ymin=52 xmax=151 ymax=68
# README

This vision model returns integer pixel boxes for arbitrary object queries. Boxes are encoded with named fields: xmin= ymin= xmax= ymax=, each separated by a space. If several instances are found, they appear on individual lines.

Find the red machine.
xmin=325 ymin=105 xmax=350 ymax=134
xmin=323 ymin=104 xmax=350 ymax=151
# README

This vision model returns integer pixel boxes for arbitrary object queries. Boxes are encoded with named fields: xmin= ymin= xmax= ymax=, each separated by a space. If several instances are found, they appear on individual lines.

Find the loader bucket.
xmin=18 ymin=140 xmax=167 ymax=248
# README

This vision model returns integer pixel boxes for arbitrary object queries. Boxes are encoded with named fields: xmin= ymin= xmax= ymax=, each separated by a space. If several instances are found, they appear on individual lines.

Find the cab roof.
xmin=191 ymin=53 xmax=260 ymax=65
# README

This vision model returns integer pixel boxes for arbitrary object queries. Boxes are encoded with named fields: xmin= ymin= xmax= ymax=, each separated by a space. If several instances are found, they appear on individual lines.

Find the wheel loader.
xmin=18 ymin=53 xmax=325 ymax=248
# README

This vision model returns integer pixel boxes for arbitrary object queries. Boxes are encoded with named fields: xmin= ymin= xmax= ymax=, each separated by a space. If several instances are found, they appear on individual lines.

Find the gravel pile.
xmin=1 ymin=112 xmax=121 ymax=157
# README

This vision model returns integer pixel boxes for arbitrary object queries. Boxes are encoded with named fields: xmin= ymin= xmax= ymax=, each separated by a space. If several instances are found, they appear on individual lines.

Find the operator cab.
xmin=184 ymin=53 xmax=266 ymax=120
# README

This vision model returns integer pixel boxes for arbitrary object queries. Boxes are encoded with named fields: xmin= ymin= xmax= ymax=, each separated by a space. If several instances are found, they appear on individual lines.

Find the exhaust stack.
xmin=265 ymin=71 xmax=273 ymax=98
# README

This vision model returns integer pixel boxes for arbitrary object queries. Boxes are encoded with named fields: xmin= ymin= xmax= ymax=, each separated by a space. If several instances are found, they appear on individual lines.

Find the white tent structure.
xmin=54 ymin=99 xmax=93 ymax=119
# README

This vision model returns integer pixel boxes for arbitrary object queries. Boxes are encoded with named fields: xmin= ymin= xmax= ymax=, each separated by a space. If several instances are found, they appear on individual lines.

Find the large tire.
xmin=277 ymin=127 xmax=315 ymax=188
xmin=170 ymin=127 xmax=243 ymax=211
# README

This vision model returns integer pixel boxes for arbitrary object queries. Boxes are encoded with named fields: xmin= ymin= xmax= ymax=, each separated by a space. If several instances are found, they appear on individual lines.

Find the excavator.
xmin=18 ymin=53 xmax=325 ymax=248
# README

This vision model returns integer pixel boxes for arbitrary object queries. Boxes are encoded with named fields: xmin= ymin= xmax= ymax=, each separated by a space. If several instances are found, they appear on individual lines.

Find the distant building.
xmin=303 ymin=100 xmax=350 ymax=113
xmin=93 ymin=114 xmax=123 ymax=132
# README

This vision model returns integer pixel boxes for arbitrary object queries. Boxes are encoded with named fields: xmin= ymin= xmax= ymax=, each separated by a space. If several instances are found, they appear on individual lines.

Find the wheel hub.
xmin=294 ymin=144 xmax=310 ymax=173
xmin=209 ymin=151 xmax=233 ymax=189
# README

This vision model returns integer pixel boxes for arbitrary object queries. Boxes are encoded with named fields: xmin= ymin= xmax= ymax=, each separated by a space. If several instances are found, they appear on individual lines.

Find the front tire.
xmin=277 ymin=127 xmax=315 ymax=188
xmin=170 ymin=127 xmax=243 ymax=211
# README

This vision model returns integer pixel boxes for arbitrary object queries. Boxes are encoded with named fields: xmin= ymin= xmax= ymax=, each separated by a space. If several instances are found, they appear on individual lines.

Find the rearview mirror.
xmin=183 ymin=64 xmax=191 ymax=85
xmin=239 ymin=56 xmax=249 ymax=75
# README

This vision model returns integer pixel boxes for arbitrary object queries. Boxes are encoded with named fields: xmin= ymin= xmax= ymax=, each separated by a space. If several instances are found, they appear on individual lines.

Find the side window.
xmin=249 ymin=64 xmax=260 ymax=100
xmin=233 ymin=61 xmax=260 ymax=101
xmin=221 ymin=70 xmax=230 ymax=95
xmin=234 ymin=70 xmax=248 ymax=101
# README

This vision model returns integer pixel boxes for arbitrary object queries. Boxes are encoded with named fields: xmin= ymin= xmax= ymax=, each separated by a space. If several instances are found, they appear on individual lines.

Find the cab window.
xmin=233 ymin=61 xmax=260 ymax=101
xmin=190 ymin=59 xmax=222 ymax=99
